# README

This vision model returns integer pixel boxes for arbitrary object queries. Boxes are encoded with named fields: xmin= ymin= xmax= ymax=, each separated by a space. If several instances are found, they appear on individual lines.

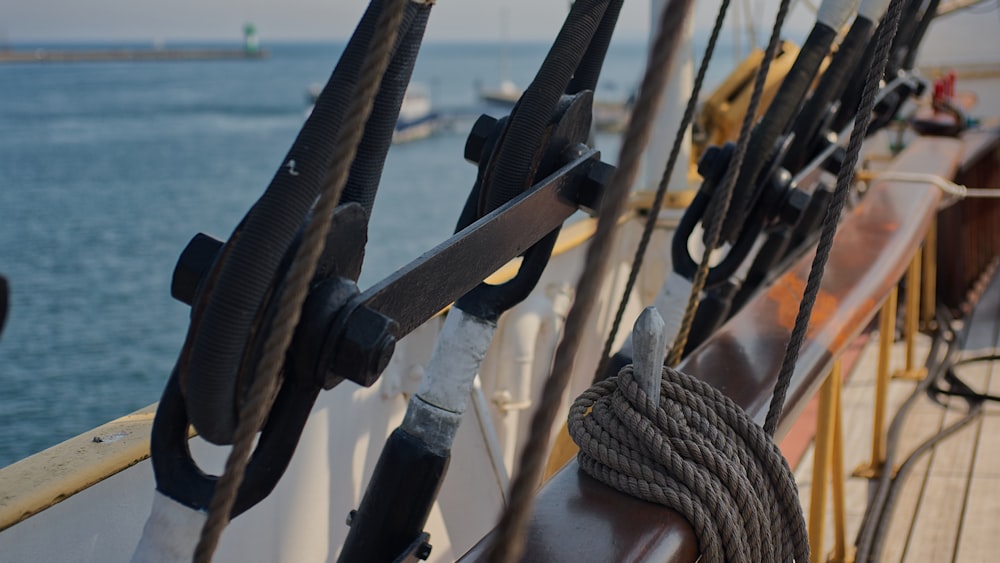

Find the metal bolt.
xmin=330 ymin=304 xmax=398 ymax=389
xmin=578 ymin=158 xmax=615 ymax=216
xmin=822 ymin=145 xmax=847 ymax=175
xmin=465 ymin=114 xmax=499 ymax=165
xmin=697 ymin=142 xmax=734 ymax=186
xmin=416 ymin=542 xmax=433 ymax=560
xmin=780 ymin=187 xmax=811 ymax=226
xmin=171 ymin=233 xmax=223 ymax=306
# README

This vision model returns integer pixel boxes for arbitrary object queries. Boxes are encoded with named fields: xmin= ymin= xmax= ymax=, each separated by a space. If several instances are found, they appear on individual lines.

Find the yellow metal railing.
xmin=807 ymin=224 xmax=936 ymax=562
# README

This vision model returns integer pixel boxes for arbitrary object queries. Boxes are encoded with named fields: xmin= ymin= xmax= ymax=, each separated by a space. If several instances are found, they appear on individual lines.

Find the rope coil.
xmin=569 ymin=365 xmax=809 ymax=563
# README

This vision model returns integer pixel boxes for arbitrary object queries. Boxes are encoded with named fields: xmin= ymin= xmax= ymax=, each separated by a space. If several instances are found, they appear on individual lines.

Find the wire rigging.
xmin=595 ymin=0 xmax=734 ymax=382
xmin=667 ymin=0 xmax=795 ymax=367
xmin=763 ymin=0 xmax=908 ymax=437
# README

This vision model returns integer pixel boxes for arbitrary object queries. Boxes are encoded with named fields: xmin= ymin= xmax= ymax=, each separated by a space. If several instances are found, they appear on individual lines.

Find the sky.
xmin=0 ymin=0 xmax=820 ymax=44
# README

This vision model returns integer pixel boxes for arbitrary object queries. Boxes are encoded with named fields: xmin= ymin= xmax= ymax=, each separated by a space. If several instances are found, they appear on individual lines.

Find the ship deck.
xmin=796 ymin=269 xmax=1000 ymax=562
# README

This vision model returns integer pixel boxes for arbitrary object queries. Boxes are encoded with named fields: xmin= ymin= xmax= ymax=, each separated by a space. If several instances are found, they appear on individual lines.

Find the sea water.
xmin=0 ymin=39 xmax=735 ymax=467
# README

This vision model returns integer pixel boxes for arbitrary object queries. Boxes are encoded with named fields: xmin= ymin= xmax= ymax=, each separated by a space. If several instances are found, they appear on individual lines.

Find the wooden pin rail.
xmin=460 ymin=135 xmax=964 ymax=561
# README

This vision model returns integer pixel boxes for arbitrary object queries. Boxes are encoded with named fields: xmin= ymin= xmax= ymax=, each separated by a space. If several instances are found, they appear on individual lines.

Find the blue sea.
xmin=0 ymin=39 xmax=735 ymax=468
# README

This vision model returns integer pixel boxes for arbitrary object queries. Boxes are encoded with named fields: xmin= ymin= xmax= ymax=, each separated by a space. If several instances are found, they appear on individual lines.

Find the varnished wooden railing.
xmin=461 ymin=135 xmax=966 ymax=562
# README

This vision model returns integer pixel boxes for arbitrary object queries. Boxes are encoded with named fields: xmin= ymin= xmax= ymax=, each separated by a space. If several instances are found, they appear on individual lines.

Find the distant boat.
xmin=393 ymin=84 xmax=441 ymax=143
xmin=479 ymin=79 xmax=521 ymax=107
xmin=593 ymin=92 xmax=634 ymax=133
xmin=306 ymin=82 xmax=440 ymax=143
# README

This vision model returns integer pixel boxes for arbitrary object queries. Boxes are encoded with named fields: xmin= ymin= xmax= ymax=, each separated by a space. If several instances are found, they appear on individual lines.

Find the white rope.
xmin=869 ymin=171 xmax=1000 ymax=207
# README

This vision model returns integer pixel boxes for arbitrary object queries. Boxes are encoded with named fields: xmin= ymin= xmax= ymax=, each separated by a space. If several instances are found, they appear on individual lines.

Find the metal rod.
xmin=854 ymin=287 xmax=897 ymax=479
xmin=829 ymin=361 xmax=849 ymax=562
xmin=872 ymin=287 xmax=897 ymax=472
xmin=894 ymin=250 xmax=926 ymax=381
xmin=809 ymin=366 xmax=837 ymax=563
xmin=922 ymin=217 xmax=937 ymax=325
xmin=632 ymin=307 xmax=667 ymax=405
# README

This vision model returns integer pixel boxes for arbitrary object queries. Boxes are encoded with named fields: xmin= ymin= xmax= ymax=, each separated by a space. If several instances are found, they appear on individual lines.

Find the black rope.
xmin=482 ymin=0 xmax=610 ymax=214
xmin=666 ymin=0 xmax=794 ymax=366
xmin=594 ymin=0 xmax=734 ymax=381
xmin=566 ymin=0 xmax=624 ymax=95
xmin=763 ymin=0 xmax=909 ymax=437
xmin=900 ymin=0 xmax=942 ymax=70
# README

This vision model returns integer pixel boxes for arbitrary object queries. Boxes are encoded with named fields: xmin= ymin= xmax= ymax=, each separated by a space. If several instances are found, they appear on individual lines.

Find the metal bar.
xmin=360 ymin=149 xmax=600 ymax=338
xmin=855 ymin=287 xmax=897 ymax=478
xmin=894 ymin=250 xmax=927 ymax=380
xmin=633 ymin=307 xmax=667 ymax=405
xmin=828 ymin=361 xmax=849 ymax=562
xmin=922 ymin=217 xmax=937 ymax=325
xmin=809 ymin=366 xmax=836 ymax=563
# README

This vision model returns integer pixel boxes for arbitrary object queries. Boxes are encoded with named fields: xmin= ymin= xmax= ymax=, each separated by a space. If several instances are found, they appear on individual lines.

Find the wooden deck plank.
xmin=955 ymin=473 xmax=1000 ymax=561
xmin=795 ymin=332 xmax=932 ymax=562
xmin=809 ymin=237 xmax=1000 ymax=562
xmin=902 ymin=475 xmax=974 ymax=562
xmin=881 ymin=455 xmax=932 ymax=563
xmin=952 ymin=267 xmax=1000 ymax=562
xmin=902 ymin=393 xmax=983 ymax=561
xmin=927 ymin=383 xmax=988 ymax=478
xmin=959 ymin=264 xmax=1000 ymax=352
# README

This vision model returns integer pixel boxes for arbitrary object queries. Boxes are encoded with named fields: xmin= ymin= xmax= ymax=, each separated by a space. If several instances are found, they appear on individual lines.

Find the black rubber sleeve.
xmin=566 ymin=0 xmax=624 ymax=95
xmin=900 ymin=0 xmax=940 ymax=70
xmin=725 ymin=23 xmax=838 ymax=240
xmin=889 ymin=0 xmax=931 ymax=72
xmin=833 ymin=0 xmax=923 ymax=132
xmin=341 ymin=5 xmax=432 ymax=216
xmin=482 ymin=0 xmax=609 ymax=213
xmin=833 ymin=27 xmax=878 ymax=131
xmin=184 ymin=0 xmax=423 ymax=445
xmin=785 ymin=17 xmax=876 ymax=172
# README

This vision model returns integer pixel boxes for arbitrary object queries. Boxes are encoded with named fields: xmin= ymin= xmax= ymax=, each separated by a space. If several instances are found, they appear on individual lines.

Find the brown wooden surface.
xmin=936 ymin=125 xmax=1000 ymax=311
xmin=460 ymin=136 xmax=960 ymax=562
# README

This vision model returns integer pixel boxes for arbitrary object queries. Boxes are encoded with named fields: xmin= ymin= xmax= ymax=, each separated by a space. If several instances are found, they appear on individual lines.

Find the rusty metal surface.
xmin=460 ymin=136 xmax=960 ymax=562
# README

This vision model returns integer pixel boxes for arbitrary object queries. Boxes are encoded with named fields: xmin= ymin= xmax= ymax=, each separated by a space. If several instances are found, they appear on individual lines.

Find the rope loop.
xmin=569 ymin=365 xmax=809 ymax=562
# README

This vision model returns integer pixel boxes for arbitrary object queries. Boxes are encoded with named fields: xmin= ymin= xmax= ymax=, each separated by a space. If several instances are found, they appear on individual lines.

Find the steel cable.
xmin=763 ymin=0 xmax=908 ymax=437
xmin=667 ymin=0 xmax=795 ymax=366
xmin=595 ymin=0 xmax=733 ymax=382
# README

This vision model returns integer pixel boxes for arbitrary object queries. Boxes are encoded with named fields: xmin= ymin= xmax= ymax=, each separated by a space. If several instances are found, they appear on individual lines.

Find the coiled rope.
xmin=192 ymin=0 xmax=409 ymax=560
xmin=570 ymin=365 xmax=808 ymax=562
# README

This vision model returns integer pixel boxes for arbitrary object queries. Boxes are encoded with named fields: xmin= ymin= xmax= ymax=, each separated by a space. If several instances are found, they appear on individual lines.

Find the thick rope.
xmin=667 ymin=0 xmax=794 ymax=367
xmin=762 ymin=0 xmax=907 ymax=437
xmin=191 ymin=0 xmax=409 ymax=560
xmin=569 ymin=365 xmax=809 ymax=562
xmin=483 ymin=1 xmax=695 ymax=561
xmin=595 ymin=0 xmax=733 ymax=382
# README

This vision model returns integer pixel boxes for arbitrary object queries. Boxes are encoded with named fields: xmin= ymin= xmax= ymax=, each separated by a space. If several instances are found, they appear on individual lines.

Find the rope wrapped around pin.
xmin=568 ymin=308 xmax=809 ymax=562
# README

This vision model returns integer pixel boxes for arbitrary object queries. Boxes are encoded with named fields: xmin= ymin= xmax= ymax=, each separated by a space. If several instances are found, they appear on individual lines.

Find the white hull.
xmin=0 ymin=217 xmax=676 ymax=562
